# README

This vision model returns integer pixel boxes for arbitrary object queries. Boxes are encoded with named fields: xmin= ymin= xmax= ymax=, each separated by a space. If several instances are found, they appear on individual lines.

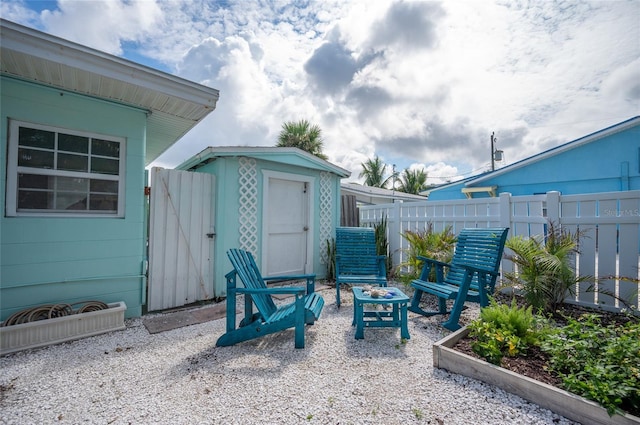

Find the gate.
xmin=148 ymin=168 xmax=215 ymax=311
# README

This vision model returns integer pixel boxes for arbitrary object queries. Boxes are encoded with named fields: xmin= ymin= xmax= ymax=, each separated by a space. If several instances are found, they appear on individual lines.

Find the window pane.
xmin=58 ymin=153 xmax=88 ymax=172
xmin=90 ymin=194 xmax=118 ymax=212
xmin=18 ymin=148 xmax=54 ymax=169
xmin=57 ymin=193 xmax=87 ymax=210
xmin=18 ymin=190 xmax=53 ymax=209
xmin=92 ymin=139 xmax=120 ymax=158
xmin=90 ymin=179 xmax=118 ymax=193
xmin=59 ymin=133 xmax=89 ymax=153
xmin=57 ymin=176 xmax=88 ymax=192
xmin=19 ymin=173 xmax=52 ymax=190
xmin=19 ymin=127 xmax=55 ymax=149
xmin=91 ymin=157 xmax=119 ymax=175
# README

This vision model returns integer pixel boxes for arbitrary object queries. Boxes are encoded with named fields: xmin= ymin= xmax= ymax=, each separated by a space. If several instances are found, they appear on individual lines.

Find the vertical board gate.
xmin=148 ymin=168 xmax=215 ymax=311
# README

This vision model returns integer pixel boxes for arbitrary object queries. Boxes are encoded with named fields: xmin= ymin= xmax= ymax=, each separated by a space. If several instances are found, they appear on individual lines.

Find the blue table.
xmin=351 ymin=287 xmax=410 ymax=340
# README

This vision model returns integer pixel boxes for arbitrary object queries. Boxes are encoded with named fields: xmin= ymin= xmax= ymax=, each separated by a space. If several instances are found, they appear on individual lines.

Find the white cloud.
xmin=4 ymin=0 xmax=639 ymax=183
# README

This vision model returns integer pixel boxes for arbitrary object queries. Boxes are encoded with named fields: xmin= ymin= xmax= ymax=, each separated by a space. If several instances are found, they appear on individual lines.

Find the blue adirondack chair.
xmin=216 ymin=249 xmax=324 ymax=349
xmin=335 ymin=227 xmax=387 ymax=307
xmin=409 ymin=227 xmax=509 ymax=331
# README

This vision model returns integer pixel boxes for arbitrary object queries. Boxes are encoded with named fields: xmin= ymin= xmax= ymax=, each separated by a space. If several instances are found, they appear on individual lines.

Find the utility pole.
xmin=491 ymin=132 xmax=496 ymax=172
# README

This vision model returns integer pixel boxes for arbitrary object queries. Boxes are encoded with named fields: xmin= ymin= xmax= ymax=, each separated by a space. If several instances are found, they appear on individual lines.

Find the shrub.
xmin=541 ymin=314 xmax=640 ymax=416
xmin=503 ymin=222 xmax=590 ymax=313
xmin=373 ymin=216 xmax=392 ymax=275
xmin=468 ymin=299 xmax=543 ymax=365
xmin=397 ymin=223 xmax=456 ymax=283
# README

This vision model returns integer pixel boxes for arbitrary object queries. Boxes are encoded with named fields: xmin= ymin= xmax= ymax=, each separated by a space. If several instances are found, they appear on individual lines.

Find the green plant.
xmin=373 ymin=216 xmax=392 ymax=275
xmin=397 ymin=223 xmax=456 ymax=284
xmin=541 ymin=314 xmax=640 ymax=416
xmin=412 ymin=407 xmax=424 ymax=419
xmin=503 ymin=222 xmax=590 ymax=313
xmin=468 ymin=299 xmax=543 ymax=365
xmin=325 ymin=237 xmax=336 ymax=281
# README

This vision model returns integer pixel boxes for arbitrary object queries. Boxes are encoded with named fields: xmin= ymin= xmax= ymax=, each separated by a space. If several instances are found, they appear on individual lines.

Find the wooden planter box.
xmin=0 ymin=301 xmax=126 ymax=356
xmin=433 ymin=326 xmax=640 ymax=425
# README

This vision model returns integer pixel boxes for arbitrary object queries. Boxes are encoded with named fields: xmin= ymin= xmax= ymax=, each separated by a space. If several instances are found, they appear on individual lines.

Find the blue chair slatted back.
xmin=336 ymin=227 xmax=384 ymax=277
xmin=444 ymin=228 xmax=509 ymax=294
xmin=227 ymin=248 xmax=277 ymax=319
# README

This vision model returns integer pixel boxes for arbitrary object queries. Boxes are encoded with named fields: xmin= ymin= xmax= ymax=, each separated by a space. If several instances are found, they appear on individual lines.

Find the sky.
xmin=2 ymin=0 xmax=639 ymax=185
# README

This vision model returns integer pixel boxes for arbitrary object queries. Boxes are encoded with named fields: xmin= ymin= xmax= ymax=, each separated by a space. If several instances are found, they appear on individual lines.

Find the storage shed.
xmin=146 ymin=147 xmax=350 ymax=310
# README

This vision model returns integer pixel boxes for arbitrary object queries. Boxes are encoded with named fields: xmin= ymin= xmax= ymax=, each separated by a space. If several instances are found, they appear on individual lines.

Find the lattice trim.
xmin=319 ymin=172 xmax=333 ymax=264
xmin=238 ymin=157 xmax=258 ymax=255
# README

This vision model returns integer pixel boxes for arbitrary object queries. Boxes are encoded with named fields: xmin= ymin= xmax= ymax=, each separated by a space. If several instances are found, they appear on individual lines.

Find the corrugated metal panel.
xmin=148 ymin=168 xmax=216 ymax=311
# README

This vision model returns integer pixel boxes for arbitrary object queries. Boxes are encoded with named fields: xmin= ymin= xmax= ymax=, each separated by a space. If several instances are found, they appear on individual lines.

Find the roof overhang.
xmin=342 ymin=182 xmax=426 ymax=205
xmin=177 ymin=146 xmax=351 ymax=178
xmin=0 ymin=19 xmax=220 ymax=165
xmin=461 ymin=186 xmax=497 ymax=198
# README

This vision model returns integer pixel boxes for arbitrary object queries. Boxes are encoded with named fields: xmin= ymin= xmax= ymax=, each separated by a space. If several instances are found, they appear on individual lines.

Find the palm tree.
xmin=277 ymin=119 xmax=327 ymax=160
xmin=359 ymin=156 xmax=395 ymax=188
xmin=397 ymin=168 xmax=428 ymax=194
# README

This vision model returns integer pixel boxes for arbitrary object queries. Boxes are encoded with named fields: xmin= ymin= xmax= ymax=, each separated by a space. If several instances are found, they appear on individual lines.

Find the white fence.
xmin=359 ymin=190 xmax=640 ymax=313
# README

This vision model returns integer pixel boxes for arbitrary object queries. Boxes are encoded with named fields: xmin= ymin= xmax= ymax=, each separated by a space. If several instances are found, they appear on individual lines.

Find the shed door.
xmin=263 ymin=174 xmax=312 ymax=276
xmin=148 ymin=168 xmax=215 ymax=311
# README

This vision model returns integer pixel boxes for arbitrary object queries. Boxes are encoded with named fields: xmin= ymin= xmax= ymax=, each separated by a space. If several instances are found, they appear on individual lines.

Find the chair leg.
xmin=336 ymin=282 xmax=341 ymax=307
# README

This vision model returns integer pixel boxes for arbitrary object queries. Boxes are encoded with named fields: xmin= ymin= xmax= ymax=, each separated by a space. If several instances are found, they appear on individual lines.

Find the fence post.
xmin=546 ymin=191 xmax=561 ymax=224
xmin=499 ymin=192 xmax=512 ymax=230
xmin=390 ymin=201 xmax=403 ymax=269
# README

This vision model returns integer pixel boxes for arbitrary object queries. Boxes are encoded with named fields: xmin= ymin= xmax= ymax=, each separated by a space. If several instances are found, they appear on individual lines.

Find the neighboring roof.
xmin=177 ymin=146 xmax=351 ymax=178
xmin=0 ymin=19 xmax=220 ymax=165
xmin=469 ymin=115 xmax=640 ymax=186
xmin=421 ymin=175 xmax=477 ymax=196
xmin=342 ymin=182 xmax=426 ymax=205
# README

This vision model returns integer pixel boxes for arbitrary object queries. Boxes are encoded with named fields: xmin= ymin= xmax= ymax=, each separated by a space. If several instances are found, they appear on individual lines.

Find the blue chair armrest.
xmin=263 ymin=274 xmax=317 ymax=294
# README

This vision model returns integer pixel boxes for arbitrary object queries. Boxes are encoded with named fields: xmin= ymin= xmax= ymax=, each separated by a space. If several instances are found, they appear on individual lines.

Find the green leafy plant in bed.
xmin=397 ymin=223 xmax=456 ymax=284
xmin=468 ymin=299 xmax=545 ymax=365
xmin=540 ymin=313 xmax=640 ymax=416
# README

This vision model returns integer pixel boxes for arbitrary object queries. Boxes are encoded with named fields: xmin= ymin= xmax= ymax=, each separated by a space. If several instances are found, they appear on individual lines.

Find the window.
xmin=6 ymin=120 xmax=125 ymax=217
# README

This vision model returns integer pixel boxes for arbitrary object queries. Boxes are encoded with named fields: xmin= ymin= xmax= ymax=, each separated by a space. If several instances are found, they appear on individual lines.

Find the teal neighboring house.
xmin=0 ymin=20 xmax=219 ymax=320
xmin=426 ymin=116 xmax=640 ymax=200
xmin=174 ymin=146 xmax=349 ymax=299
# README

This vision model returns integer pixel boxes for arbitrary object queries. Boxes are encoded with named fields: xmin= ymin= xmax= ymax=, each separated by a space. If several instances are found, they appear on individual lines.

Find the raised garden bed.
xmin=0 ymin=301 xmax=126 ymax=356
xmin=433 ymin=326 xmax=640 ymax=425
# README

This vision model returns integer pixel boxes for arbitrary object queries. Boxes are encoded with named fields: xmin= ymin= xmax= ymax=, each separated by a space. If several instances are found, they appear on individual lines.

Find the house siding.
xmin=1 ymin=78 xmax=147 ymax=320
xmin=428 ymin=121 xmax=640 ymax=200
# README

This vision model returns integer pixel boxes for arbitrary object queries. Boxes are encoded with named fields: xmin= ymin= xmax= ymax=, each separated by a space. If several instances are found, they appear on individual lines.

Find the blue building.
xmin=0 ymin=20 xmax=219 ymax=320
xmin=426 ymin=116 xmax=640 ymax=200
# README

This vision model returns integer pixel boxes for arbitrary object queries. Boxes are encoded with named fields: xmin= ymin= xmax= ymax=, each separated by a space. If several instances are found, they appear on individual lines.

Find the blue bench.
xmin=216 ymin=249 xmax=324 ymax=349
xmin=409 ymin=228 xmax=509 ymax=331
xmin=335 ymin=227 xmax=387 ymax=307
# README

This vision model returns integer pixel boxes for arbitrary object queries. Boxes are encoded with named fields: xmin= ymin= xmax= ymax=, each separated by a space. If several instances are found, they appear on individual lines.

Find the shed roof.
xmin=177 ymin=146 xmax=351 ymax=177
xmin=0 ymin=19 xmax=220 ymax=165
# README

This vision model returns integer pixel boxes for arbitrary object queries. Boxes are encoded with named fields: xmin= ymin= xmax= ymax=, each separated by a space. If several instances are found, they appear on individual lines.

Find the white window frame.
xmin=6 ymin=119 xmax=126 ymax=217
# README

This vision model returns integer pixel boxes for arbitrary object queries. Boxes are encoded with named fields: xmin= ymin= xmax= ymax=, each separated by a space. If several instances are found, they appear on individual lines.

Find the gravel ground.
xmin=0 ymin=284 xmax=580 ymax=425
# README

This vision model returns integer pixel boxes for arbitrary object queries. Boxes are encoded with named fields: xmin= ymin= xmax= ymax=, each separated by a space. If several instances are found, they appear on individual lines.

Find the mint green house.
xmin=0 ymin=20 xmax=219 ymax=320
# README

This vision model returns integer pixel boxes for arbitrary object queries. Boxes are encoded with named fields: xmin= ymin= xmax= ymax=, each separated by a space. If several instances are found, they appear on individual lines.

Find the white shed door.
xmin=148 ymin=168 xmax=215 ymax=311
xmin=264 ymin=176 xmax=310 ymax=276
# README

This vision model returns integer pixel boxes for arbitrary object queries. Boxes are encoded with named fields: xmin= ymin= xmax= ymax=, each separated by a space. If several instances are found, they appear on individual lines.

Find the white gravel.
xmin=0 ymin=284 xmax=580 ymax=425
